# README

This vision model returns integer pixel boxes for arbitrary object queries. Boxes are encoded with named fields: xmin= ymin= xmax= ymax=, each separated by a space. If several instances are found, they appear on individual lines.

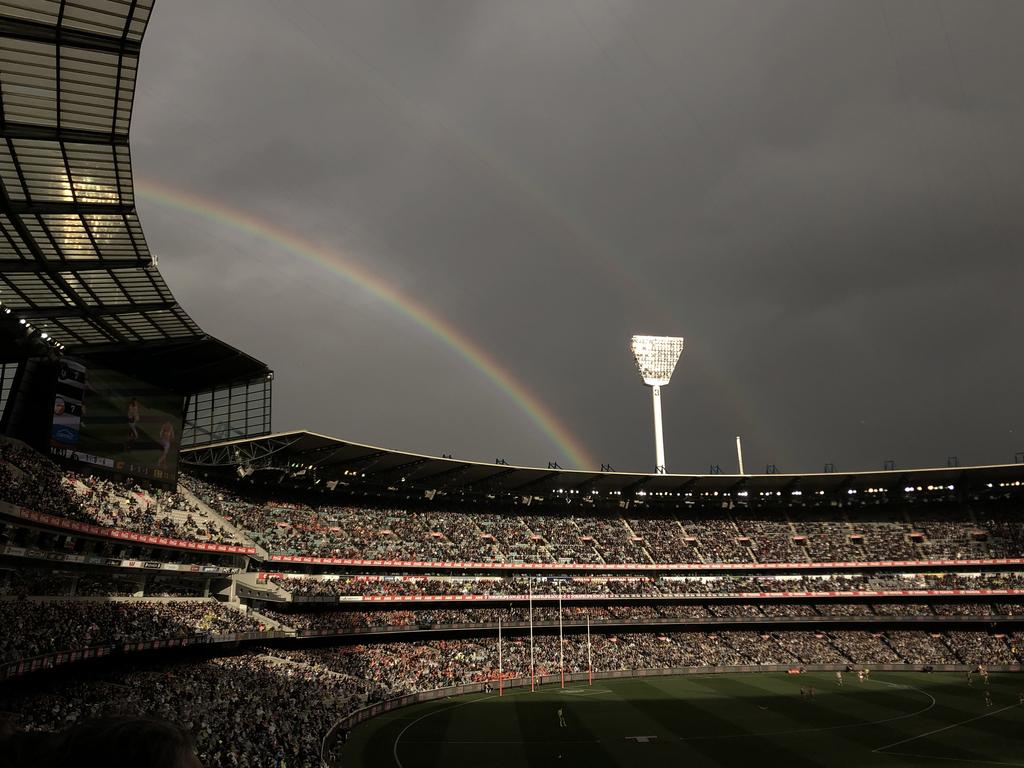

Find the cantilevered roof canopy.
xmin=183 ymin=429 xmax=1024 ymax=501
xmin=0 ymin=1 xmax=270 ymax=390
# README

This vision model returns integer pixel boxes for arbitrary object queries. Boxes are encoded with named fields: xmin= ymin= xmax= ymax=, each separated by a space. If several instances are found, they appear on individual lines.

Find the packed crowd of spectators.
xmin=71 ymin=474 xmax=238 ymax=544
xmin=182 ymin=473 xmax=1024 ymax=565
xmin=271 ymin=571 xmax=1024 ymax=599
xmin=4 ymin=653 xmax=376 ymax=768
xmin=0 ymin=568 xmax=213 ymax=599
xmin=0 ymin=569 xmax=79 ymax=598
xmin=0 ymin=443 xmax=241 ymax=546
xmin=264 ymin=604 xmax=680 ymax=630
xmin=275 ymin=628 xmax=1024 ymax=688
xmin=0 ymin=442 xmax=76 ymax=519
xmin=262 ymin=597 xmax=1016 ymax=632
xmin=0 ymin=599 xmax=261 ymax=663
xmin=6 ymin=627 xmax=1024 ymax=767
xmin=4 ymin=446 xmax=1022 ymax=566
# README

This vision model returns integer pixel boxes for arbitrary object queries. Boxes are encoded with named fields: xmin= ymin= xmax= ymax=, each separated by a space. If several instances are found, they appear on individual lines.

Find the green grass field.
xmin=341 ymin=672 xmax=1024 ymax=767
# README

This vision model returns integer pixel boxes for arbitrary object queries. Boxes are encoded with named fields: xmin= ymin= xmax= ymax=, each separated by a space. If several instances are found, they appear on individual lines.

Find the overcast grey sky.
xmin=132 ymin=0 xmax=1024 ymax=474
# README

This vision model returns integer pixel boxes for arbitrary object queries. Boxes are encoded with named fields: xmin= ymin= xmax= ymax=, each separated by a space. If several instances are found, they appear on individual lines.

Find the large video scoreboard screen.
xmin=50 ymin=359 xmax=184 ymax=483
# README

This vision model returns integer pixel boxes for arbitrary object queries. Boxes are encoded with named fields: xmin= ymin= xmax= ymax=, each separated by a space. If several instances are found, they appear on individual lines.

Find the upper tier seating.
xmin=0 ymin=443 xmax=247 ymax=547
xmin=185 ymin=474 xmax=1023 ymax=565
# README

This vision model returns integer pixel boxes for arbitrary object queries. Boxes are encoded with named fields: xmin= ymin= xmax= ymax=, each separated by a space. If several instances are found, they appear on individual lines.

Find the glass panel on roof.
xmin=62 ymin=2 xmax=138 ymax=38
xmin=31 ymin=215 xmax=98 ymax=260
xmin=0 ymin=144 xmax=26 ymax=201
xmin=54 ymin=314 xmax=106 ymax=341
xmin=62 ymin=270 xmax=127 ymax=303
xmin=65 ymin=144 xmax=123 ymax=203
xmin=0 ymin=1 xmax=245 ymax=359
xmin=0 ymin=217 xmax=32 ymax=260
xmin=9 ymin=140 xmax=73 ymax=202
xmin=5 ymin=271 xmax=72 ymax=307
xmin=0 ymin=0 xmax=61 ymax=26
xmin=67 ymin=1 xmax=153 ymax=42
xmin=0 ymin=39 xmax=59 ymax=127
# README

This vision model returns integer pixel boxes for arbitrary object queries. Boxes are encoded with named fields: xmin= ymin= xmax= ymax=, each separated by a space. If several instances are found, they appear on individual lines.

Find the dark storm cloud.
xmin=132 ymin=0 xmax=1024 ymax=472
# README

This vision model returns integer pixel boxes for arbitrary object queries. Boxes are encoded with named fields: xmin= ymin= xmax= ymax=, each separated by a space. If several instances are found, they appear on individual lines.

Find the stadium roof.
xmin=182 ymin=429 xmax=1024 ymax=498
xmin=0 ymin=1 xmax=270 ymax=389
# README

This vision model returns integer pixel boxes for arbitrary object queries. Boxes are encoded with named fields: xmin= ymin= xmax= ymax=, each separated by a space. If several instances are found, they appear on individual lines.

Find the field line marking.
xmin=392 ymin=689 xmax=536 ymax=768
xmin=880 ymin=751 xmax=1024 ymax=767
xmin=392 ymin=694 xmax=492 ymax=768
xmin=873 ymin=704 xmax=1019 ymax=753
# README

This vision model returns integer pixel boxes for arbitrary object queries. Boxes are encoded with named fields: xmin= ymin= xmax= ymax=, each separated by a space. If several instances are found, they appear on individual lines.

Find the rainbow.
xmin=135 ymin=178 xmax=596 ymax=470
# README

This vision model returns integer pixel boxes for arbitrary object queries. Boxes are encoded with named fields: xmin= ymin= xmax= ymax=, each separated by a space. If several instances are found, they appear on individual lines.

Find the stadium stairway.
xmin=247 ymin=607 xmax=294 ymax=633
xmin=176 ymin=483 xmax=267 ymax=558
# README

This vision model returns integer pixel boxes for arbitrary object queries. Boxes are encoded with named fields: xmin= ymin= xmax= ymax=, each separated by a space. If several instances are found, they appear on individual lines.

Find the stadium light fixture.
xmin=630 ymin=334 xmax=684 ymax=474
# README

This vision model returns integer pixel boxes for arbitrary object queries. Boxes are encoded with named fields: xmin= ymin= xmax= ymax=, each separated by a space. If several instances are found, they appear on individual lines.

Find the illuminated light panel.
xmin=630 ymin=335 xmax=685 ymax=386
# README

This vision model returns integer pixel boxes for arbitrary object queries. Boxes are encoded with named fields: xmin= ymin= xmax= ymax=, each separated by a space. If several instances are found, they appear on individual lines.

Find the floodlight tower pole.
xmin=652 ymin=385 xmax=666 ymax=474
xmin=630 ymin=335 xmax=685 ymax=475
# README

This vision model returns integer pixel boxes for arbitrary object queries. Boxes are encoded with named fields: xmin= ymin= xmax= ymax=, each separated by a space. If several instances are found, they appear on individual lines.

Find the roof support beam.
xmin=3 ymin=201 xmax=134 ymax=216
xmin=675 ymin=477 xmax=699 ymax=493
xmin=338 ymin=451 xmax=389 ymax=472
xmin=414 ymin=464 xmax=470 ymax=487
xmin=16 ymin=300 xmax=178 ymax=319
xmin=0 ymin=258 xmax=145 ymax=273
xmin=60 ymin=335 xmax=200 ymax=356
xmin=467 ymin=467 xmax=518 ymax=490
xmin=366 ymin=458 xmax=431 ymax=481
xmin=569 ymin=473 xmax=605 ymax=491
xmin=0 ymin=15 xmax=142 ymax=55
xmin=509 ymin=470 xmax=562 ymax=493
xmin=0 ymin=122 xmax=129 ymax=146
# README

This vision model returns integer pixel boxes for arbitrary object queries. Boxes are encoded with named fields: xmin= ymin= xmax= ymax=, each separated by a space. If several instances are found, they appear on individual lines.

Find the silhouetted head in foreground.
xmin=1 ymin=716 xmax=203 ymax=768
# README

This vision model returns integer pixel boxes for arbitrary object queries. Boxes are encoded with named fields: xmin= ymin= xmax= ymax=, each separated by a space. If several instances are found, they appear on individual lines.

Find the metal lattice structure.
xmin=0 ymin=2 xmax=273 ymax=445
xmin=0 ymin=1 xmax=203 ymax=349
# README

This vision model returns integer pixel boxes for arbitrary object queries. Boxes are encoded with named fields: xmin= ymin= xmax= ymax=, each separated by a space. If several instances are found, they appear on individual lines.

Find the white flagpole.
xmin=529 ymin=577 xmax=535 ymax=692
xmin=498 ymin=616 xmax=503 ymax=697
xmin=559 ymin=587 xmax=565 ymax=688
xmin=587 ymin=612 xmax=593 ymax=686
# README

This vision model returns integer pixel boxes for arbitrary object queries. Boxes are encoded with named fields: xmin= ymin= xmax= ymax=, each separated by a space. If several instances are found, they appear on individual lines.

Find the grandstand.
xmin=1 ymin=2 xmax=1023 ymax=768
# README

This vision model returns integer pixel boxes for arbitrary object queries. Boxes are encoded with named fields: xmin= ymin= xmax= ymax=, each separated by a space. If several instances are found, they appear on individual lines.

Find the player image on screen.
xmin=158 ymin=420 xmax=175 ymax=470
xmin=51 ymin=359 xmax=86 ymax=447
xmin=127 ymin=398 xmax=140 ymax=441
xmin=50 ymin=361 xmax=184 ymax=482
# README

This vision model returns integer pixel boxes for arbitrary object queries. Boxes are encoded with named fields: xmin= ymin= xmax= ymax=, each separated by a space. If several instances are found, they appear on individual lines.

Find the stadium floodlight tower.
xmin=630 ymin=335 xmax=685 ymax=474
